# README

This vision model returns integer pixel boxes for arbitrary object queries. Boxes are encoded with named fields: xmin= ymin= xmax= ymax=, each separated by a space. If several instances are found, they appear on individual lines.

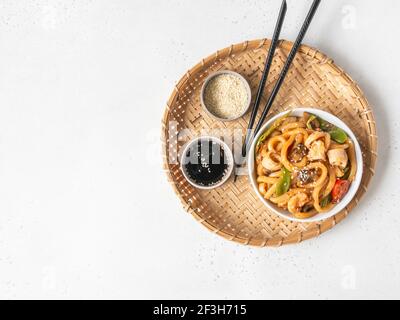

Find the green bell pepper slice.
xmin=329 ymin=127 xmax=348 ymax=144
xmin=306 ymin=114 xmax=318 ymax=130
xmin=275 ymin=167 xmax=292 ymax=197
xmin=308 ymin=113 xmax=348 ymax=144
xmin=320 ymin=194 xmax=332 ymax=208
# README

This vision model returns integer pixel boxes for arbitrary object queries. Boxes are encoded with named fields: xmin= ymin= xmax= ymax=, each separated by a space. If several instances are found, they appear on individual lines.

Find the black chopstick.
xmin=242 ymin=0 xmax=287 ymax=157
xmin=252 ymin=0 xmax=321 ymax=136
xmin=234 ymin=0 xmax=321 ymax=182
xmin=234 ymin=0 xmax=287 ymax=182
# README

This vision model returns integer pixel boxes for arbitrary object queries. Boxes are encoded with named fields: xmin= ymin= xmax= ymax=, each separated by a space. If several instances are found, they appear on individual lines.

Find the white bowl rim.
xmin=247 ymin=107 xmax=364 ymax=223
xmin=200 ymin=70 xmax=252 ymax=122
xmin=180 ymin=136 xmax=234 ymax=190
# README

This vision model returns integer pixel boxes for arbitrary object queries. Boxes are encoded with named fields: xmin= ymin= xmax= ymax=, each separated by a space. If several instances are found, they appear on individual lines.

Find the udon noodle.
xmin=255 ymin=112 xmax=357 ymax=219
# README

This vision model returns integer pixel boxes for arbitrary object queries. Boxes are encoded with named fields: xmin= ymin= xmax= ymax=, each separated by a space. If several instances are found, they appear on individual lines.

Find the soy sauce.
xmin=184 ymin=139 xmax=228 ymax=187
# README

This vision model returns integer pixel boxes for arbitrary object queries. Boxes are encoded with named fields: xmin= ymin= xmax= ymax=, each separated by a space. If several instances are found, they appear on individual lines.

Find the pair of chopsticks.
xmin=234 ymin=0 xmax=321 ymax=182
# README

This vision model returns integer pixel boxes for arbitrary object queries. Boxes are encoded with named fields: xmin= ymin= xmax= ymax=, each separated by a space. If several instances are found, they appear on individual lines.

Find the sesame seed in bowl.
xmin=200 ymin=71 xmax=252 ymax=121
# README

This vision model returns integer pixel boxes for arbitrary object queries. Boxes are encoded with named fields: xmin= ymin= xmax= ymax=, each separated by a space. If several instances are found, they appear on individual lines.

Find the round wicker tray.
xmin=161 ymin=39 xmax=377 ymax=247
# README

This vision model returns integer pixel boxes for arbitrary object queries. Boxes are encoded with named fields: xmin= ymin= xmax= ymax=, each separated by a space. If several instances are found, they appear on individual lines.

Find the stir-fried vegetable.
xmin=318 ymin=117 xmax=335 ymax=132
xmin=306 ymin=114 xmax=318 ymax=130
xmin=256 ymin=112 xmax=291 ymax=153
xmin=289 ymin=143 xmax=308 ymax=163
xmin=331 ymin=179 xmax=350 ymax=203
xmin=342 ymin=164 xmax=351 ymax=180
xmin=320 ymin=194 xmax=332 ymax=208
xmin=275 ymin=167 xmax=291 ymax=196
xmin=306 ymin=113 xmax=348 ymax=144
xmin=301 ymin=204 xmax=314 ymax=212
xmin=329 ymin=128 xmax=348 ymax=144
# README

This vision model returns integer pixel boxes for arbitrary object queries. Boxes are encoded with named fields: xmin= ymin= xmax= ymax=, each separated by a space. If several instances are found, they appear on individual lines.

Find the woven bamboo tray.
xmin=161 ymin=39 xmax=377 ymax=247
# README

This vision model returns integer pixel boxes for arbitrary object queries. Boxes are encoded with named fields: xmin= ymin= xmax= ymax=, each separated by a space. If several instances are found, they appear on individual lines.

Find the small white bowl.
xmin=180 ymin=136 xmax=234 ymax=190
xmin=200 ymin=70 xmax=252 ymax=122
xmin=248 ymin=108 xmax=364 ymax=223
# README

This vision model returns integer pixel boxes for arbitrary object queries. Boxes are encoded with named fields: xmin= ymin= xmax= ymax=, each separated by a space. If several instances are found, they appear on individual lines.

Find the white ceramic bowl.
xmin=200 ymin=70 xmax=252 ymax=122
xmin=248 ymin=108 xmax=364 ymax=223
xmin=180 ymin=136 xmax=234 ymax=190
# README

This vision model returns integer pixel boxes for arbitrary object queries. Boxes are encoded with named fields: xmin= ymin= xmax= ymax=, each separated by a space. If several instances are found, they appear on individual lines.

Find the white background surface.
xmin=0 ymin=0 xmax=398 ymax=300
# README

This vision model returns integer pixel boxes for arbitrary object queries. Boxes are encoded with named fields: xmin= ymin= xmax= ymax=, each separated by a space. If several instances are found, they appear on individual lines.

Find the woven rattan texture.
xmin=161 ymin=39 xmax=377 ymax=247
